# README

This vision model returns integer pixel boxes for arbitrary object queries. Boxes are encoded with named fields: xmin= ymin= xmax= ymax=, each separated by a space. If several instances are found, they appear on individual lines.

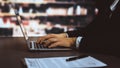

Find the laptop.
xmin=15 ymin=11 xmax=72 ymax=51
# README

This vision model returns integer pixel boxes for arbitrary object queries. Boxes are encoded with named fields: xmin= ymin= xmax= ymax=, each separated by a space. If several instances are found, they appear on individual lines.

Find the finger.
xmin=36 ymin=36 xmax=46 ymax=44
xmin=37 ymin=35 xmax=52 ymax=44
xmin=44 ymin=38 xmax=58 ymax=47
xmin=48 ymin=42 xmax=60 ymax=48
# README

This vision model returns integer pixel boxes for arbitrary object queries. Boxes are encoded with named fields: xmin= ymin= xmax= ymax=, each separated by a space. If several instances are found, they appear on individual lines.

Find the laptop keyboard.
xmin=28 ymin=41 xmax=72 ymax=51
xmin=29 ymin=41 xmax=45 ymax=49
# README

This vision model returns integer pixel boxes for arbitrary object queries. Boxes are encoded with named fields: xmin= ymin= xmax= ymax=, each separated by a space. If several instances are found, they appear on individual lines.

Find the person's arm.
xmin=37 ymin=33 xmax=83 ymax=48
xmin=37 ymin=33 xmax=68 ymax=44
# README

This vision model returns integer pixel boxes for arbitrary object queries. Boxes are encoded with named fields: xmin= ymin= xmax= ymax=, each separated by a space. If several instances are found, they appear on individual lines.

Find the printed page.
xmin=25 ymin=56 xmax=107 ymax=68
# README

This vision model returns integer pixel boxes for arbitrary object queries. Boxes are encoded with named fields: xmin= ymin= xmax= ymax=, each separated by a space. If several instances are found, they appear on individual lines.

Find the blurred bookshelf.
xmin=0 ymin=0 xmax=96 ymax=37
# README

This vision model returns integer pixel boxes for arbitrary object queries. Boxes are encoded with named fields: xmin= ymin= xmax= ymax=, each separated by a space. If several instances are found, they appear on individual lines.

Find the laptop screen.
xmin=16 ymin=14 xmax=29 ymax=41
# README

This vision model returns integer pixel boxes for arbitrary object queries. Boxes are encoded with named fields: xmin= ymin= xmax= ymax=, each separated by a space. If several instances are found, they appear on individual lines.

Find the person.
xmin=37 ymin=0 xmax=120 ymax=56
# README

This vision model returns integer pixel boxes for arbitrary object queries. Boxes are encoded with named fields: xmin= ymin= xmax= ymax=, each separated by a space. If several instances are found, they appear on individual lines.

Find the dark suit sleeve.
xmin=79 ymin=4 xmax=120 ymax=56
xmin=66 ymin=29 xmax=85 ymax=37
xmin=66 ymin=5 xmax=120 ymax=56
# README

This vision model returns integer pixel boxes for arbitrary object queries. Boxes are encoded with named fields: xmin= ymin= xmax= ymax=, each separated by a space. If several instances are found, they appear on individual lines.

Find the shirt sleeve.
xmin=65 ymin=33 xmax=83 ymax=48
xmin=76 ymin=36 xmax=83 ymax=48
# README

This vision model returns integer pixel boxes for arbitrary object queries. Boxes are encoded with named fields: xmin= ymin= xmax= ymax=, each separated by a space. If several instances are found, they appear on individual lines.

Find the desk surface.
xmin=0 ymin=37 xmax=120 ymax=68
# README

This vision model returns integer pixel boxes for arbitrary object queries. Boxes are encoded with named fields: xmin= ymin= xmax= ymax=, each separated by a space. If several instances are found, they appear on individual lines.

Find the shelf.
xmin=0 ymin=1 xmax=94 ymax=17
xmin=0 ymin=1 xmax=94 ymax=5
xmin=10 ymin=1 xmax=75 ymax=4
xmin=0 ymin=13 xmax=87 ymax=17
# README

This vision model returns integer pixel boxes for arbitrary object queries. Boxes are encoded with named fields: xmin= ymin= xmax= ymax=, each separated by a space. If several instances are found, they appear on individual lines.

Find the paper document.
xmin=24 ymin=56 xmax=107 ymax=68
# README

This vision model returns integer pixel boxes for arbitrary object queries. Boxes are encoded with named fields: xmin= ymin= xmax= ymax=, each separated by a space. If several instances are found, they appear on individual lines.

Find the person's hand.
xmin=37 ymin=33 xmax=76 ymax=48
xmin=39 ymin=37 xmax=76 ymax=48
xmin=37 ymin=33 xmax=68 ymax=44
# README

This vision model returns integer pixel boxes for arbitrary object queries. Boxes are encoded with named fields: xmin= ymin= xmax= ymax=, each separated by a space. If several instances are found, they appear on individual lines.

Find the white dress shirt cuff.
xmin=76 ymin=36 xmax=83 ymax=48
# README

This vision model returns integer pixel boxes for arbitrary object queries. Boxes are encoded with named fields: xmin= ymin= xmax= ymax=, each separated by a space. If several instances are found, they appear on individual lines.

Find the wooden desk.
xmin=0 ymin=37 xmax=120 ymax=68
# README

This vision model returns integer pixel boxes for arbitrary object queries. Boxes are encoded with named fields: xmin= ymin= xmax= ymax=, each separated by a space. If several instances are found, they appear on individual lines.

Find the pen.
xmin=66 ymin=55 xmax=88 ymax=62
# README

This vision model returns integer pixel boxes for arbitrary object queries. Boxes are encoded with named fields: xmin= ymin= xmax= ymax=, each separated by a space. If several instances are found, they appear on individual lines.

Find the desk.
xmin=0 ymin=37 xmax=120 ymax=68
